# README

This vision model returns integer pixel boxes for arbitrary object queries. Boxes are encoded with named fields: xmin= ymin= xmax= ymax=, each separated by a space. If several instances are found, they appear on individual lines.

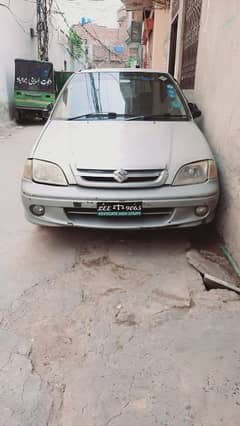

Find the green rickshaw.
xmin=14 ymin=59 xmax=73 ymax=123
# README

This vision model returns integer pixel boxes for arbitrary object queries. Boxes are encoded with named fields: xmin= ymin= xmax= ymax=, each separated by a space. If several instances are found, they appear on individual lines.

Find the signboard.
xmin=130 ymin=21 xmax=142 ymax=43
xmin=15 ymin=59 xmax=54 ymax=93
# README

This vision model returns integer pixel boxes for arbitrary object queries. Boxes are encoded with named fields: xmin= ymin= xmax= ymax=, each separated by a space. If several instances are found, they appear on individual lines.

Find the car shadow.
xmin=34 ymin=224 xmax=220 ymax=255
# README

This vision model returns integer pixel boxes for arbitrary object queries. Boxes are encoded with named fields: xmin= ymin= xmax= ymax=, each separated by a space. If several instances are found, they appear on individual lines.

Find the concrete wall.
xmin=48 ymin=16 xmax=74 ymax=72
xmin=194 ymin=0 xmax=240 ymax=263
xmin=152 ymin=8 xmax=170 ymax=71
xmin=167 ymin=0 xmax=240 ymax=263
xmin=48 ymin=10 xmax=85 ymax=72
xmin=0 ymin=0 xmax=36 ymax=122
xmin=0 ymin=1 xmax=84 ymax=122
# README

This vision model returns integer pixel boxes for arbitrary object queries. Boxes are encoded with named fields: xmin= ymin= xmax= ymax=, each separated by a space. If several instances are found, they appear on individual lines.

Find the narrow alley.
xmin=1 ymin=124 xmax=240 ymax=425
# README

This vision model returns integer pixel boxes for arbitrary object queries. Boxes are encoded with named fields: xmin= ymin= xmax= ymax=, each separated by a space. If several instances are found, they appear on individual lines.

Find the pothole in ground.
xmin=186 ymin=245 xmax=240 ymax=301
xmin=189 ymin=227 xmax=240 ymax=285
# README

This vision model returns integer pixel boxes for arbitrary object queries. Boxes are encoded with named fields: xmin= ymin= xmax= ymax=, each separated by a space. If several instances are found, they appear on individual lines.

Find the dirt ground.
xmin=1 ymin=124 xmax=240 ymax=426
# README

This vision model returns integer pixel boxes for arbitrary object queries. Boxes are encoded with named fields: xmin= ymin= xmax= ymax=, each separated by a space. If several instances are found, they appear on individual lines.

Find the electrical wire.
xmin=53 ymin=0 xmax=122 ymax=61
xmin=48 ymin=0 xmax=81 ymax=61
xmin=80 ymin=24 xmax=124 ymax=63
xmin=9 ymin=0 xmax=36 ymax=24
xmin=0 ymin=2 xmax=32 ymax=33
xmin=39 ymin=0 xmax=126 ymax=64
xmin=53 ymin=0 xmax=72 ymax=29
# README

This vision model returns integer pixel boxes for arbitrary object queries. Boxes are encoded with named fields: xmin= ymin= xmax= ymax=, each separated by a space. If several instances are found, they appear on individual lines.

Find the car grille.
xmin=73 ymin=168 xmax=168 ymax=188
xmin=65 ymin=206 xmax=174 ymax=219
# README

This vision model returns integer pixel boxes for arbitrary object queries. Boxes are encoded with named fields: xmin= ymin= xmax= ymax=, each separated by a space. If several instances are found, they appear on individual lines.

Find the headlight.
xmin=32 ymin=159 xmax=68 ymax=186
xmin=173 ymin=160 xmax=217 ymax=186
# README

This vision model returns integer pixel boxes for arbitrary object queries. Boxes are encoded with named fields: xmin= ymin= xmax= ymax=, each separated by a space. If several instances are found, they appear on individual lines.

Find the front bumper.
xmin=21 ymin=179 xmax=219 ymax=229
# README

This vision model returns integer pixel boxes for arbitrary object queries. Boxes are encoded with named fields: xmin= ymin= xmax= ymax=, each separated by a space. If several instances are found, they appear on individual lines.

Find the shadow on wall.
xmin=0 ymin=102 xmax=9 ymax=122
xmin=182 ymin=91 xmax=224 ymax=235
xmin=0 ymin=68 xmax=14 ymax=122
xmin=195 ymin=109 xmax=226 ymax=237
xmin=6 ymin=66 xmax=15 ymax=120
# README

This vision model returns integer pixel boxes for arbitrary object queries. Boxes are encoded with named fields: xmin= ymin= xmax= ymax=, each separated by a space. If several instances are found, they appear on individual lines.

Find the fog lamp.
xmin=195 ymin=206 xmax=209 ymax=217
xmin=30 ymin=205 xmax=45 ymax=217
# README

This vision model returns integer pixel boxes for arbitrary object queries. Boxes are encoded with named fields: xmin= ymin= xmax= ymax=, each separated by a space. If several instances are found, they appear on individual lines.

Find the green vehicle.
xmin=14 ymin=59 xmax=73 ymax=123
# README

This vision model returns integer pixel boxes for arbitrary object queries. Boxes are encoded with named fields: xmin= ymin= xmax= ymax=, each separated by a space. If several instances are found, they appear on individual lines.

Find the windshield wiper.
xmin=68 ymin=112 xmax=132 ymax=121
xmin=127 ymin=113 xmax=188 ymax=121
xmin=68 ymin=112 xmax=188 ymax=121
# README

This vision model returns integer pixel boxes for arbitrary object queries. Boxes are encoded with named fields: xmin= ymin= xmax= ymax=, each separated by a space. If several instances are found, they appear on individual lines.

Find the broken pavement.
xmin=1 ymin=126 xmax=240 ymax=425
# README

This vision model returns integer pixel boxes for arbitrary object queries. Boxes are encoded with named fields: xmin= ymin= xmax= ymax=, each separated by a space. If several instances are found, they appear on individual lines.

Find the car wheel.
xmin=15 ymin=110 xmax=23 ymax=124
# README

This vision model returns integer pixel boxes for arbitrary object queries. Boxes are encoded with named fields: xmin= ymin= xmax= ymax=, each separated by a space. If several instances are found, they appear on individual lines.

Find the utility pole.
xmin=36 ymin=0 xmax=49 ymax=61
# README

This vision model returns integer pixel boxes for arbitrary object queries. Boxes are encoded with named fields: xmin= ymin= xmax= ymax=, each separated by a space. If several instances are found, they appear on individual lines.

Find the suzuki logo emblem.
xmin=113 ymin=169 xmax=128 ymax=183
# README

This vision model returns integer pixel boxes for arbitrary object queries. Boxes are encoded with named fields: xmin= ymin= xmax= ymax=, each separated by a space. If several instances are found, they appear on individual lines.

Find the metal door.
xmin=181 ymin=0 xmax=202 ymax=89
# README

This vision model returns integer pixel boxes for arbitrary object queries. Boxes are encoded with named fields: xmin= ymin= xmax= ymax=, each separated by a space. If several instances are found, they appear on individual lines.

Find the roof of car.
xmin=79 ymin=68 xmax=169 ymax=74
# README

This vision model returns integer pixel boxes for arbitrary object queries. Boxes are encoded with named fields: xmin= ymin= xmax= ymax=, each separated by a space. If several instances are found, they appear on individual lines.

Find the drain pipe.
xmin=221 ymin=245 xmax=240 ymax=278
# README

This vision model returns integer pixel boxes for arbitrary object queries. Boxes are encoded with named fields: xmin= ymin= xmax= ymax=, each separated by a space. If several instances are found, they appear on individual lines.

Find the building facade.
xmin=0 ymin=0 xmax=36 ymax=121
xmin=74 ymin=10 xmax=129 ymax=69
xmin=122 ymin=0 xmax=170 ymax=70
xmin=48 ymin=9 xmax=81 ymax=73
xmin=166 ymin=0 xmax=240 ymax=263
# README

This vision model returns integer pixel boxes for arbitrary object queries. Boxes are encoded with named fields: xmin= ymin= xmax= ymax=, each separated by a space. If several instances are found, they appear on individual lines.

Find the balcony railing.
xmin=122 ymin=0 xmax=170 ymax=10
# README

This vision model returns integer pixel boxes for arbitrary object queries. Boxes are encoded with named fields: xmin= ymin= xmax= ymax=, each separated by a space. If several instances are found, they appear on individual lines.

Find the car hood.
xmin=33 ymin=120 xmax=214 ymax=183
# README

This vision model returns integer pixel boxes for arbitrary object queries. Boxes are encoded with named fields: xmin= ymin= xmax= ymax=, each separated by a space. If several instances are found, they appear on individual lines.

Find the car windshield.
xmin=52 ymin=71 xmax=189 ymax=121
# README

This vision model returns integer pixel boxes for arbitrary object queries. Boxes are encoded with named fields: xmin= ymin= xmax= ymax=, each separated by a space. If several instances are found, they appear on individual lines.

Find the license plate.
xmin=97 ymin=202 xmax=142 ymax=217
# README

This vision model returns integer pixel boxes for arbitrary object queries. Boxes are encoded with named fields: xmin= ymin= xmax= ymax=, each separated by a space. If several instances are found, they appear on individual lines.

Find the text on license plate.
xmin=97 ymin=202 xmax=142 ymax=217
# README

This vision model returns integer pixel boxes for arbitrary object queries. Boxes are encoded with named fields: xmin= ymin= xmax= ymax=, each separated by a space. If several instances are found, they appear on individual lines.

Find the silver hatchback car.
xmin=21 ymin=69 xmax=219 ymax=229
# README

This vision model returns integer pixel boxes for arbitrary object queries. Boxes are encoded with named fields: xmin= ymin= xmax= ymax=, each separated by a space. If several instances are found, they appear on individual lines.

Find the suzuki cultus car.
xmin=21 ymin=69 xmax=219 ymax=229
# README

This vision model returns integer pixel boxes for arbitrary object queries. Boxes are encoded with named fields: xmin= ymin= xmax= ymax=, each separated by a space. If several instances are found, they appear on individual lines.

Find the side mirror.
xmin=188 ymin=102 xmax=202 ymax=119
xmin=42 ymin=103 xmax=53 ymax=119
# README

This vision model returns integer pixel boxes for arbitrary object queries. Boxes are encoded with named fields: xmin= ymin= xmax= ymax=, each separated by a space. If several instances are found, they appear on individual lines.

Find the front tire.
xmin=15 ymin=109 xmax=23 ymax=124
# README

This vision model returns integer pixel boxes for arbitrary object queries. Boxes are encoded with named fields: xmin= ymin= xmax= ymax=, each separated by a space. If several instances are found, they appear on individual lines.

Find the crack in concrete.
xmin=57 ymin=383 xmax=66 ymax=423
xmin=0 ymin=243 xmax=83 ymax=329
xmin=46 ymin=400 xmax=54 ymax=426
xmin=22 ymin=342 xmax=55 ymax=425
xmin=2 ymin=408 xmax=16 ymax=426
xmin=104 ymin=401 xmax=130 ymax=426
xmin=0 ymin=335 xmax=54 ymax=425
xmin=0 ymin=352 xmax=14 ymax=373
xmin=0 ymin=340 xmax=33 ymax=375
xmin=2 ymin=237 xmax=239 ymax=425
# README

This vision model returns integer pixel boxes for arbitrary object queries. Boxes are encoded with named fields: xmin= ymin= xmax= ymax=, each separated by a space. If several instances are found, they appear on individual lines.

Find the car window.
xmin=52 ymin=72 xmax=189 ymax=121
